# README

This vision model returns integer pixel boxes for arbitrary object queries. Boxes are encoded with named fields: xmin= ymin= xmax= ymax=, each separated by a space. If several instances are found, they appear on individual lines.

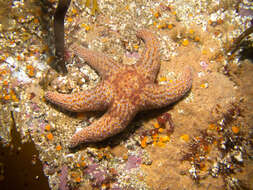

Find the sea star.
xmin=45 ymin=29 xmax=193 ymax=148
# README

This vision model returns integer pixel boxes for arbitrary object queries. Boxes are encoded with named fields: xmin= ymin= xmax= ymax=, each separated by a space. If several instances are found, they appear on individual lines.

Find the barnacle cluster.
xmin=181 ymin=102 xmax=252 ymax=189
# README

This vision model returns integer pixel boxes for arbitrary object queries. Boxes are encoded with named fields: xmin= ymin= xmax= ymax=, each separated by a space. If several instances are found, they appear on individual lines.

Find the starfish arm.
xmin=69 ymin=100 xmax=137 ymax=148
xmin=70 ymin=44 xmax=121 ymax=78
xmin=140 ymin=66 xmax=193 ymax=110
xmin=134 ymin=29 xmax=160 ymax=81
xmin=45 ymin=82 xmax=112 ymax=112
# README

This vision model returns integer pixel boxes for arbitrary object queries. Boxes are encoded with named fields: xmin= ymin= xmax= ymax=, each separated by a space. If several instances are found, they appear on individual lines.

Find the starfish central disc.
xmin=112 ymin=69 xmax=147 ymax=99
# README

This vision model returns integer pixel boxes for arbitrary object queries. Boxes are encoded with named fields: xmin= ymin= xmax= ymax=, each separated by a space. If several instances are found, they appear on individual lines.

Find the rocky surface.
xmin=0 ymin=0 xmax=252 ymax=189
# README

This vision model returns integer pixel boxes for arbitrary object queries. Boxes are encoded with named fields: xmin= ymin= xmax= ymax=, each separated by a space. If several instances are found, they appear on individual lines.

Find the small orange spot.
xmin=141 ymin=136 xmax=147 ymax=148
xmin=45 ymin=124 xmax=51 ymax=131
xmin=208 ymin=124 xmax=217 ymax=130
xmin=33 ymin=18 xmax=39 ymax=24
xmin=56 ymin=145 xmax=62 ymax=151
xmin=153 ymin=122 xmax=160 ymax=128
xmin=104 ymin=152 xmax=111 ymax=159
xmin=101 ymin=184 xmax=107 ymax=189
xmin=182 ymin=39 xmax=189 ymax=46
xmin=47 ymin=133 xmax=54 ymax=141
xmin=172 ymin=11 xmax=177 ymax=15
xmin=9 ymin=90 xmax=15 ymax=96
xmin=3 ymin=80 xmax=8 ymax=86
xmin=0 ymin=69 xmax=8 ymax=75
xmin=202 ymin=49 xmax=208 ymax=55
xmin=76 ymin=163 xmax=80 ymax=167
xmin=97 ymin=153 xmax=103 ymax=160
xmin=67 ymin=17 xmax=73 ymax=22
xmin=154 ymin=11 xmax=160 ymax=18
xmin=232 ymin=126 xmax=240 ymax=134
xmin=159 ymin=77 xmax=167 ymax=82
xmin=75 ymin=176 xmax=81 ymax=183
xmin=12 ymin=95 xmax=19 ymax=102
xmin=157 ymin=140 xmax=165 ymax=147
xmin=203 ymin=144 xmax=211 ymax=153
xmin=17 ymin=55 xmax=22 ymax=61
xmin=123 ymin=154 xmax=128 ymax=160
xmin=189 ymin=29 xmax=194 ymax=34
xmin=157 ymin=22 xmax=166 ymax=29
xmin=200 ymin=83 xmax=208 ymax=88
xmin=81 ymin=23 xmax=90 ymax=31
xmin=194 ymin=36 xmax=200 ymax=42
xmin=10 ymin=90 xmax=18 ymax=102
xmin=81 ymin=156 xmax=85 ymax=161
xmin=72 ymin=8 xmax=77 ymax=14
xmin=217 ymin=19 xmax=223 ymax=25
xmin=152 ymin=134 xmax=158 ymax=142
xmin=161 ymin=136 xmax=170 ymax=142
xmin=133 ymin=44 xmax=139 ymax=50
xmin=0 ymin=55 xmax=6 ymax=61
xmin=153 ymin=21 xmax=157 ymax=26
xmin=199 ymin=162 xmax=207 ymax=171
xmin=84 ymin=25 xmax=90 ymax=31
xmin=80 ymin=161 xmax=86 ymax=167
xmin=180 ymin=134 xmax=190 ymax=142
xmin=4 ymin=95 xmax=10 ymax=100
xmin=41 ymin=96 xmax=47 ymax=103
xmin=158 ymin=128 xmax=164 ymax=133
xmin=26 ymin=65 xmax=35 ymax=77
xmin=167 ymin=24 xmax=173 ymax=29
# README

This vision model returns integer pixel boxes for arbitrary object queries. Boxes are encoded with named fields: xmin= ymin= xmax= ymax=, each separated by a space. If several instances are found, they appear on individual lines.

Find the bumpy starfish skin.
xmin=45 ymin=29 xmax=193 ymax=148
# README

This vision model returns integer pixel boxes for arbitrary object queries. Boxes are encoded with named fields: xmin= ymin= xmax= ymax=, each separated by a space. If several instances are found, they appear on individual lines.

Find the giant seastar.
xmin=45 ymin=29 xmax=193 ymax=148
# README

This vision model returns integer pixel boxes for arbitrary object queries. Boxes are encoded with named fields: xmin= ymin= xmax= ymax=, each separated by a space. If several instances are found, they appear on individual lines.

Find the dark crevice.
xmin=0 ymin=112 xmax=50 ymax=190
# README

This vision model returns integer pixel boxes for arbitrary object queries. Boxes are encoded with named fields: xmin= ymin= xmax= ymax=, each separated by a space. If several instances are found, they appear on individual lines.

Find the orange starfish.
xmin=45 ymin=29 xmax=193 ymax=148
